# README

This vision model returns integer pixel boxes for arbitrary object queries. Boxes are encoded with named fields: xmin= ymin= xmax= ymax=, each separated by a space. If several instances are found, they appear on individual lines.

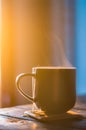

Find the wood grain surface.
xmin=0 ymin=96 xmax=86 ymax=130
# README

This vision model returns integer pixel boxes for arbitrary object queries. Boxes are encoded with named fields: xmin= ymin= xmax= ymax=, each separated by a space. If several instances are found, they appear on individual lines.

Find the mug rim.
xmin=32 ymin=66 xmax=76 ymax=69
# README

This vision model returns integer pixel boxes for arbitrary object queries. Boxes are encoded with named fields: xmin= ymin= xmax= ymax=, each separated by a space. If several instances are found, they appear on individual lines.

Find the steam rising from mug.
xmin=46 ymin=31 xmax=72 ymax=67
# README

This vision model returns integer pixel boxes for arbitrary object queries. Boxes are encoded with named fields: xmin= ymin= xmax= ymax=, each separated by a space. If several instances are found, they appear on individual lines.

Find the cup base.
xmin=23 ymin=109 xmax=82 ymax=122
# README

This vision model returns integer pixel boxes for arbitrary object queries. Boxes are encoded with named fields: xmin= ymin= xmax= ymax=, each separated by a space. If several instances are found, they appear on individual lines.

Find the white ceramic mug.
xmin=16 ymin=66 xmax=76 ymax=114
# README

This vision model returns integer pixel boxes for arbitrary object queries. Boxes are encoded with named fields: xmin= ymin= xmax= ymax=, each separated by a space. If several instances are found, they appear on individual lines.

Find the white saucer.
xmin=23 ymin=109 xmax=82 ymax=122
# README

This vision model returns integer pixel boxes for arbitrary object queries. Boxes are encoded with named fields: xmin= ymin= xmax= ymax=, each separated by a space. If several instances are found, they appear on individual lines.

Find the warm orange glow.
xmin=1 ymin=0 xmax=15 ymax=107
xmin=0 ymin=0 xmax=71 ymax=107
xmin=0 ymin=0 xmax=52 ymax=107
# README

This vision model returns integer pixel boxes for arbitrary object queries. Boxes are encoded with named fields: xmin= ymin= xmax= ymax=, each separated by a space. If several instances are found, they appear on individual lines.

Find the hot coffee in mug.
xmin=16 ymin=67 xmax=76 ymax=114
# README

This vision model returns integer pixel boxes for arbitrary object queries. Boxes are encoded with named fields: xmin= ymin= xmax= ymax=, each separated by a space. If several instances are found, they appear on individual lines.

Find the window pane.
xmin=76 ymin=0 xmax=86 ymax=95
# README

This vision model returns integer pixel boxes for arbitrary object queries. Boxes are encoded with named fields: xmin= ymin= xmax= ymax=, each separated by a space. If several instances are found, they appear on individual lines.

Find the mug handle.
xmin=16 ymin=73 xmax=36 ymax=102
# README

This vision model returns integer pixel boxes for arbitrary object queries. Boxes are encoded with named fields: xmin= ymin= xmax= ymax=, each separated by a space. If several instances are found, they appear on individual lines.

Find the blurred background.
xmin=0 ymin=0 xmax=86 ymax=107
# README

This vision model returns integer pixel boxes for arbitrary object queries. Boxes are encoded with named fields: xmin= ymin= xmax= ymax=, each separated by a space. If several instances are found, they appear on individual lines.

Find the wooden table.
xmin=0 ymin=96 xmax=86 ymax=130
